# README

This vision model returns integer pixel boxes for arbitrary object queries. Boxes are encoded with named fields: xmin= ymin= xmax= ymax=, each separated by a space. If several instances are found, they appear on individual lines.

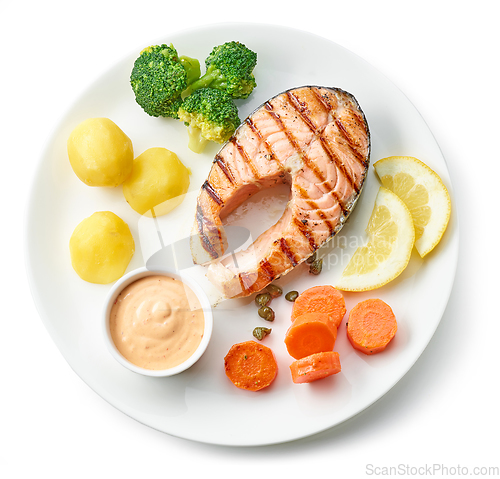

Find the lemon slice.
xmin=336 ymin=187 xmax=415 ymax=291
xmin=374 ymin=156 xmax=451 ymax=257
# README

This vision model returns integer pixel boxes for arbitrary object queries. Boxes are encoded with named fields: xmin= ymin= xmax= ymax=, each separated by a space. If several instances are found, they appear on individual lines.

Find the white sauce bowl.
xmin=102 ymin=266 xmax=213 ymax=377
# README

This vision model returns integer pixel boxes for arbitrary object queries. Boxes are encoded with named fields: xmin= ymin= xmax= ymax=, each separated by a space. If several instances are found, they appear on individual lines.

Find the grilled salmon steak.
xmin=191 ymin=86 xmax=370 ymax=298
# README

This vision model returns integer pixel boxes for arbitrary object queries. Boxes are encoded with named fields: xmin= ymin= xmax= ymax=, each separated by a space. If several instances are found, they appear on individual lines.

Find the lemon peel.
xmin=374 ymin=156 xmax=451 ymax=257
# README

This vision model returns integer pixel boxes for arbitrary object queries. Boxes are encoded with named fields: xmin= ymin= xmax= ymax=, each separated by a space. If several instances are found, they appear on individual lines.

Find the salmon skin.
xmin=191 ymin=86 xmax=370 ymax=298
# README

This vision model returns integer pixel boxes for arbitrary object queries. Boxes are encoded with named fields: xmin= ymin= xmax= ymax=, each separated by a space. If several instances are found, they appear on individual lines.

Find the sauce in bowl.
xmin=109 ymin=274 xmax=205 ymax=370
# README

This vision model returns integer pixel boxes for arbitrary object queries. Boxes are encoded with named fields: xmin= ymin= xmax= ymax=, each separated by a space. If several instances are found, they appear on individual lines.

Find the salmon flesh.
xmin=190 ymin=86 xmax=371 ymax=298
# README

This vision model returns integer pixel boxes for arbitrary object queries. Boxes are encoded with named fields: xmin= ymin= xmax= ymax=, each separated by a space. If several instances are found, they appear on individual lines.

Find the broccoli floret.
xmin=187 ymin=41 xmax=257 ymax=99
xmin=130 ymin=44 xmax=200 ymax=118
xmin=178 ymin=88 xmax=240 ymax=153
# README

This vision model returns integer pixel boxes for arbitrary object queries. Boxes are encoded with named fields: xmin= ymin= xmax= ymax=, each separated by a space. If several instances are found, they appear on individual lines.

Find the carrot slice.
xmin=284 ymin=312 xmax=337 ymax=360
xmin=291 ymin=285 xmax=346 ymax=329
xmin=347 ymin=298 xmax=397 ymax=355
xmin=290 ymin=351 xmax=341 ymax=384
xmin=224 ymin=341 xmax=278 ymax=391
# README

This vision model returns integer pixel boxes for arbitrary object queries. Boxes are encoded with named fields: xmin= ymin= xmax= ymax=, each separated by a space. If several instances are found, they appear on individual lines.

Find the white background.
xmin=2 ymin=1 xmax=498 ymax=477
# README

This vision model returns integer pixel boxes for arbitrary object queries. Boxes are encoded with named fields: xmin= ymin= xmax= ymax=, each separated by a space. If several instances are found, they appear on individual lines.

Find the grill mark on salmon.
xmin=202 ymin=180 xmax=223 ymax=206
xmin=259 ymin=259 xmax=275 ymax=280
xmin=298 ymin=153 xmax=326 ymax=186
xmin=237 ymin=273 xmax=248 ymax=294
xmin=213 ymin=155 xmax=235 ymax=184
xmin=294 ymin=175 xmax=342 ymax=214
xmin=265 ymin=106 xmax=303 ymax=157
xmin=292 ymin=217 xmax=318 ymax=250
xmin=285 ymin=91 xmax=317 ymax=131
xmin=232 ymin=137 xmax=259 ymax=179
xmin=334 ymin=116 xmax=367 ymax=164
xmin=195 ymin=204 xmax=220 ymax=260
xmin=305 ymin=201 xmax=333 ymax=236
xmin=310 ymin=87 xmax=335 ymax=112
xmin=279 ymin=237 xmax=298 ymax=267
xmin=319 ymin=134 xmax=360 ymax=192
xmin=191 ymin=86 xmax=370 ymax=298
xmin=293 ymin=183 xmax=336 ymax=234
xmin=245 ymin=117 xmax=279 ymax=165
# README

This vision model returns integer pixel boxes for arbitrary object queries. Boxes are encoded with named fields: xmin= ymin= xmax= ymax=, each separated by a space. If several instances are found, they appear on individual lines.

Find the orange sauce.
xmin=109 ymin=275 xmax=204 ymax=370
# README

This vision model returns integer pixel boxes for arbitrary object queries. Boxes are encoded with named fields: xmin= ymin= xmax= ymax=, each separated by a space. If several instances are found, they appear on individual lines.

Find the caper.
xmin=306 ymin=252 xmax=317 ymax=264
xmin=285 ymin=290 xmax=299 ymax=302
xmin=266 ymin=283 xmax=283 ymax=299
xmin=255 ymin=292 xmax=272 ymax=307
xmin=253 ymin=327 xmax=272 ymax=341
xmin=258 ymin=305 xmax=275 ymax=322
xmin=309 ymin=258 xmax=323 ymax=275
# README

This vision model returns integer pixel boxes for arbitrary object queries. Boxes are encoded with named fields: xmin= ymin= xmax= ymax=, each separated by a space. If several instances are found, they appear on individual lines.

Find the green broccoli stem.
xmin=184 ymin=67 xmax=226 ymax=96
xmin=179 ymin=56 xmax=201 ymax=85
xmin=186 ymin=125 xmax=209 ymax=154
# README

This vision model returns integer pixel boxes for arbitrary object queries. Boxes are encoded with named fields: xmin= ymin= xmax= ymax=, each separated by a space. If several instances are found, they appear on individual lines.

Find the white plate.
xmin=25 ymin=23 xmax=458 ymax=446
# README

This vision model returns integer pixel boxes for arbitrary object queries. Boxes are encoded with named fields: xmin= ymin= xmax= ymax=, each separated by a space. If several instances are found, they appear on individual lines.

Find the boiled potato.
xmin=68 ymin=118 xmax=133 ymax=187
xmin=123 ymin=147 xmax=190 ymax=216
xmin=69 ymin=211 xmax=135 ymax=284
